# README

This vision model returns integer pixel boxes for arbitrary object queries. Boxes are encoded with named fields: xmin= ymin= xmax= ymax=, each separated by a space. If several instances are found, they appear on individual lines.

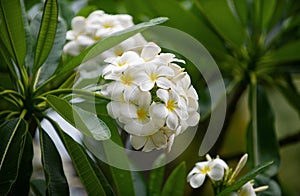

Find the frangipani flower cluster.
xmin=63 ymin=10 xmax=146 ymax=58
xmin=187 ymin=154 xmax=269 ymax=196
xmin=101 ymin=42 xmax=200 ymax=152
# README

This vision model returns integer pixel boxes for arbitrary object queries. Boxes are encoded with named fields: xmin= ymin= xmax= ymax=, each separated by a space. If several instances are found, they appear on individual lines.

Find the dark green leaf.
xmin=260 ymin=40 xmax=300 ymax=65
xmin=126 ymin=0 xmax=227 ymax=57
xmin=0 ymin=0 xmax=26 ymax=67
xmin=247 ymin=84 xmax=280 ymax=176
xmin=195 ymin=0 xmax=245 ymax=48
xmin=261 ymin=0 xmax=277 ymax=29
xmin=148 ymin=154 xmax=166 ymax=196
xmin=39 ymin=128 xmax=69 ymax=195
xmin=57 ymin=17 xmax=168 ymax=74
xmin=0 ymin=118 xmax=28 ymax=195
xmin=83 ymin=115 xmax=136 ymax=196
xmin=34 ymin=0 xmax=58 ymax=70
xmin=47 ymin=95 xmax=110 ymax=140
xmin=161 ymin=162 xmax=186 ymax=196
xmin=38 ymin=17 xmax=67 ymax=85
xmin=255 ymin=174 xmax=281 ymax=196
xmin=230 ymin=0 xmax=248 ymax=28
xmin=9 ymin=132 xmax=33 ymax=195
xmin=47 ymin=117 xmax=107 ymax=196
xmin=30 ymin=179 xmax=47 ymax=196
xmin=217 ymin=161 xmax=273 ymax=196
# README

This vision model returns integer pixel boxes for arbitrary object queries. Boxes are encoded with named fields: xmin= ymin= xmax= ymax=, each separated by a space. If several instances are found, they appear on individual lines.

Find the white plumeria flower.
xmin=141 ymin=42 xmax=161 ymax=62
xmin=134 ymin=62 xmax=175 ymax=91
xmin=102 ymin=51 xmax=143 ymax=77
xmin=187 ymin=156 xmax=228 ymax=188
xmin=151 ymin=89 xmax=188 ymax=130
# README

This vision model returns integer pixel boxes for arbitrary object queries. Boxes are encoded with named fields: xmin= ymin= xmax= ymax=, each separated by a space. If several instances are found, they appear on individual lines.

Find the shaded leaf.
xmin=30 ymin=179 xmax=47 ymax=196
xmin=47 ymin=95 xmax=110 ymax=140
xmin=47 ymin=117 xmax=107 ymax=196
xmin=217 ymin=161 xmax=273 ymax=196
xmin=34 ymin=0 xmax=58 ymax=70
xmin=83 ymin=115 xmax=136 ymax=196
xmin=0 ymin=0 xmax=26 ymax=67
xmin=195 ymin=0 xmax=245 ymax=48
xmin=161 ymin=162 xmax=186 ymax=196
xmin=39 ymin=128 xmax=69 ymax=195
xmin=255 ymin=174 xmax=281 ymax=196
xmin=0 ymin=118 xmax=28 ymax=195
xmin=148 ymin=154 xmax=166 ymax=196
xmin=247 ymin=84 xmax=280 ymax=176
xmin=8 ymin=132 xmax=33 ymax=195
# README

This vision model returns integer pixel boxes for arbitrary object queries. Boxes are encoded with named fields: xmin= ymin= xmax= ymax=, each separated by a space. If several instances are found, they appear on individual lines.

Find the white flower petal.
xmin=140 ymin=82 xmax=155 ymax=91
xmin=141 ymin=42 xmax=161 ymax=61
xmin=130 ymin=135 xmax=147 ymax=150
xmin=156 ymin=89 xmax=169 ymax=103
xmin=189 ymin=173 xmax=206 ymax=188
xmin=186 ymin=112 xmax=200 ymax=127
xmin=239 ymin=182 xmax=256 ymax=196
xmin=63 ymin=41 xmax=81 ymax=56
xmin=207 ymin=163 xmax=224 ymax=181
xmin=166 ymin=112 xmax=179 ymax=130
xmin=156 ymin=77 xmax=173 ymax=89
xmin=151 ymin=131 xmax=168 ymax=148
xmin=150 ymin=103 xmax=168 ymax=119
xmin=142 ymin=138 xmax=156 ymax=152
xmin=71 ymin=16 xmax=86 ymax=33
xmin=77 ymin=35 xmax=95 ymax=46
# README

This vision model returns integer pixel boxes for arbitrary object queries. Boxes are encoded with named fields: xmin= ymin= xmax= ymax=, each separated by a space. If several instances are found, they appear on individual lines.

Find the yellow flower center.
xmin=120 ymin=75 xmax=133 ymax=86
xmin=166 ymin=100 xmax=176 ymax=112
xmin=137 ymin=108 xmax=148 ymax=121
xmin=200 ymin=165 xmax=211 ymax=174
xmin=117 ymin=61 xmax=127 ymax=67
xmin=103 ymin=23 xmax=114 ymax=29
xmin=149 ymin=72 xmax=158 ymax=82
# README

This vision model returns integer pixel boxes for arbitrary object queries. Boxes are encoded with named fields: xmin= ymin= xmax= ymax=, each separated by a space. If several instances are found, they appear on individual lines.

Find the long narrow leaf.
xmin=34 ymin=0 xmax=58 ymax=71
xmin=47 ymin=117 xmax=107 ymax=196
xmin=8 ymin=132 xmax=33 ymax=195
xmin=0 ymin=0 xmax=26 ymax=67
xmin=83 ymin=115 xmax=136 ymax=196
xmin=247 ymin=84 xmax=280 ymax=176
xmin=39 ymin=128 xmax=69 ymax=195
xmin=0 ymin=118 xmax=28 ymax=195
xmin=47 ymin=95 xmax=110 ymax=140
xmin=217 ymin=161 xmax=273 ymax=196
xmin=148 ymin=154 xmax=166 ymax=196
xmin=161 ymin=162 xmax=186 ymax=196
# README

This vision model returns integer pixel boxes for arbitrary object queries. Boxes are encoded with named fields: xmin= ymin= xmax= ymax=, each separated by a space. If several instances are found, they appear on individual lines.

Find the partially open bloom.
xmin=187 ymin=155 xmax=228 ymax=188
xmin=230 ymin=181 xmax=269 ymax=196
xmin=100 ymin=42 xmax=200 ymax=152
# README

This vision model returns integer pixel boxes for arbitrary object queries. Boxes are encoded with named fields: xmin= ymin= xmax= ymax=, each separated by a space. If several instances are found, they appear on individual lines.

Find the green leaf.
xmin=255 ymin=174 xmax=281 ymax=196
xmin=0 ymin=118 xmax=28 ymax=195
xmin=247 ymin=84 xmax=280 ymax=176
xmin=57 ymin=17 xmax=168 ymax=74
xmin=148 ymin=154 xmax=166 ymax=196
xmin=83 ymin=115 xmax=136 ymax=196
xmin=275 ymin=77 xmax=300 ymax=116
xmin=259 ymin=40 xmax=300 ymax=65
xmin=195 ymin=0 xmax=245 ymax=48
xmin=47 ymin=117 xmax=107 ymax=196
xmin=39 ymin=128 xmax=69 ymax=195
xmin=34 ymin=0 xmax=58 ymax=71
xmin=8 ymin=132 xmax=33 ymax=195
xmin=30 ymin=179 xmax=47 ymax=196
xmin=261 ymin=0 xmax=277 ymax=29
xmin=230 ymin=0 xmax=248 ymax=28
xmin=0 ymin=0 xmax=26 ymax=67
xmin=161 ymin=162 xmax=186 ymax=196
xmin=125 ymin=0 xmax=227 ymax=57
xmin=47 ymin=95 xmax=110 ymax=140
xmin=217 ymin=161 xmax=273 ymax=196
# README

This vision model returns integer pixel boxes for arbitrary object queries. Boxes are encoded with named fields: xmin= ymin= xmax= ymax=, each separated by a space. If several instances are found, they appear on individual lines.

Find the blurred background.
xmin=25 ymin=0 xmax=300 ymax=195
